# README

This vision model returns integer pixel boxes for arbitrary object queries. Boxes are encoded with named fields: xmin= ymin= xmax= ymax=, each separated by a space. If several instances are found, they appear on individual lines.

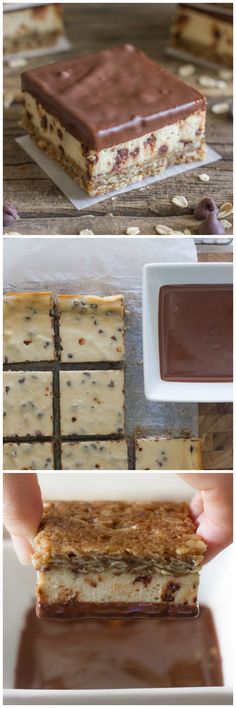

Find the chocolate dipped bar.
xmin=33 ymin=500 xmax=206 ymax=619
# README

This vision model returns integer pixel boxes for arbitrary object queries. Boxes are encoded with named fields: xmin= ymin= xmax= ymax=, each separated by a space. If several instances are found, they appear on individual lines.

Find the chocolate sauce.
xmin=37 ymin=600 xmax=199 ymax=620
xmin=14 ymin=605 xmax=223 ymax=689
xmin=159 ymin=284 xmax=233 ymax=382
xmin=21 ymin=45 xmax=206 ymax=150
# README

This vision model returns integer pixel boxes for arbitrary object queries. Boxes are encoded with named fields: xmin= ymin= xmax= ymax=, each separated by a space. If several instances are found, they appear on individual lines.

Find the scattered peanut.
xmin=7 ymin=57 xmax=27 ymax=69
xmin=218 ymin=69 xmax=233 ymax=81
xmin=218 ymin=202 xmax=233 ymax=219
xmin=171 ymin=195 xmax=188 ymax=208
xmin=155 ymin=225 xmax=173 ymax=235
xmin=211 ymin=102 xmax=230 ymax=115
xmin=220 ymin=219 xmax=232 ymax=230
xmin=126 ymin=226 xmax=140 ymax=235
xmin=198 ymin=173 xmax=210 ymax=182
xmin=198 ymin=76 xmax=227 ymax=89
xmin=178 ymin=64 xmax=196 ymax=78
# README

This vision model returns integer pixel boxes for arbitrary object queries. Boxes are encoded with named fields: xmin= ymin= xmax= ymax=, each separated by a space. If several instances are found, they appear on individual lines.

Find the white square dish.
xmin=3 ymin=473 xmax=233 ymax=705
xmin=142 ymin=262 xmax=233 ymax=402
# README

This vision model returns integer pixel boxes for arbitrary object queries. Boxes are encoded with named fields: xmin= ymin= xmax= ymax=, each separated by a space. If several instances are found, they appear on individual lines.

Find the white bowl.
xmin=3 ymin=473 xmax=233 ymax=705
xmin=142 ymin=262 xmax=233 ymax=402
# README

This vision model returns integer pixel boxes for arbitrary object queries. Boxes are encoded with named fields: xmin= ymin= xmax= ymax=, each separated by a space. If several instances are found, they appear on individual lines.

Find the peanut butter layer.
xmin=33 ymin=501 xmax=206 ymax=575
xmin=21 ymin=44 xmax=206 ymax=150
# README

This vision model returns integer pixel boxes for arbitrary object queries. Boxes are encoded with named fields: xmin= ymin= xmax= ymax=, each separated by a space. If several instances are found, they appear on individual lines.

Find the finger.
xmin=11 ymin=535 xmax=35 ymax=565
xmin=190 ymin=491 xmax=203 ymax=521
xmin=178 ymin=473 xmax=233 ymax=562
xmin=3 ymin=473 xmax=43 ymax=563
xmin=178 ymin=473 xmax=228 ymax=491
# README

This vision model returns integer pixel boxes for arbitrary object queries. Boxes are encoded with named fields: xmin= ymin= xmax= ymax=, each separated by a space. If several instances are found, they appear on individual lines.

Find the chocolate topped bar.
xmin=21 ymin=45 xmax=206 ymax=195
xmin=22 ymin=44 xmax=205 ymax=150
xmin=33 ymin=501 xmax=206 ymax=619
xmin=171 ymin=3 xmax=233 ymax=66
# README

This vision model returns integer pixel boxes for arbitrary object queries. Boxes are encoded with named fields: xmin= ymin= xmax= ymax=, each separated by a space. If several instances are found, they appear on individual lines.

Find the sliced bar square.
xmin=135 ymin=437 xmax=203 ymax=470
xmin=3 ymin=442 xmax=54 ymax=470
xmin=4 ymin=292 xmax=55 ymax=363
xmin=60 ymin=370 xmax=125 ymax=436
xmin=3 ymin=371 xmax=53 ymax=437
xmin=61 ymin=440 xmax=128 ymax=470
xmin=58 ymin=295 xmax=124 ymax=363
xmin=33 ymin=500 xmax=206 ymax=619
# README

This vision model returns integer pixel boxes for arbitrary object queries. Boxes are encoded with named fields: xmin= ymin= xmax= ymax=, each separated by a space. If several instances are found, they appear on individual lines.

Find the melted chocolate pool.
xmin=14 ymin=605 xmax=223 ymax=689
xmin=158 ymin=284 xmax=233 ymax=382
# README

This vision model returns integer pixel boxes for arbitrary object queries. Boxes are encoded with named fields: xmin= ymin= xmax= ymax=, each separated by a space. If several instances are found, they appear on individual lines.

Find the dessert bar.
xmin=4 ymin=292 xmax=55 ymax=364
xmin=60 ymin=370 xmax=125 ymax=436
xmin=33 ymin=500 xmax=206 ymax=619
xmin=58 ymin=295 xmax=124 ymax=362
xmin=170 ymin=3 xmax=233 ymax=67
xmin=21 ymin=44 xmax=206 ymax=196
xmin=135 ymin=437 xmax=203 ymax=470
xmin=61 ymin=440 xmax=128 ymax=470
xmin=4 ymin=371 xmax=53 ymax=438
xmin=3 ymin=442 xmax=54 ymax=470
xmin=3 ymin=3 xmax=64 ymax=54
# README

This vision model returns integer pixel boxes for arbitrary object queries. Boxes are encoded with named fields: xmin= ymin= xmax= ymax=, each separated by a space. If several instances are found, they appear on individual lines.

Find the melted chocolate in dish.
xmin=159 ymin=284 xmax=233 ymax=382
xmin=14 ymin=605 xmax=223 ymax=689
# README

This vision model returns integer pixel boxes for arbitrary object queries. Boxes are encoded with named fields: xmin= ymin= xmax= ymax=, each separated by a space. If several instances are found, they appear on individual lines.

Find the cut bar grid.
xmin=3 ymin=294 xmax=127 ymax=470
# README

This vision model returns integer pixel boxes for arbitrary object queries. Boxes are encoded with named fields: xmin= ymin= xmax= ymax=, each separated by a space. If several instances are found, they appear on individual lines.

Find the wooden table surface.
xmin=4 ymin=2 xmax=233 ymax=236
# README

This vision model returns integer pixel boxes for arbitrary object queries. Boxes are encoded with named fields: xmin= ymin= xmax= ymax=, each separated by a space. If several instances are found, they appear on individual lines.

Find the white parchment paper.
xmin=3 ymin=237 xmax=199 ymax=437
xmin=16 ymin=136 xmax=221 ymax=211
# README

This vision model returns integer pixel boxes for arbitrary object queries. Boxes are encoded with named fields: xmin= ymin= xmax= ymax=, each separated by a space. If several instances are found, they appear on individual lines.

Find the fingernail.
xmin=11 ymin=535 xmax=33 ymax=565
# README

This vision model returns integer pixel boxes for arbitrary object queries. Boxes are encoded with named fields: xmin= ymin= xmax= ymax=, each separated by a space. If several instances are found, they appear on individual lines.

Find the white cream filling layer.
xmin=23 ymin=92 xmax=205 ymax=179
xmin=37 ymin=568 xmax=199 ymax=605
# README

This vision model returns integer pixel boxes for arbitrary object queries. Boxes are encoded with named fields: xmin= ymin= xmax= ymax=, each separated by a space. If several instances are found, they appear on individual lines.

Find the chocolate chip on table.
xmin=198 ymin=212 xmax=225 ymax=235
xmin=194 ymin=197 xmax=218 ymax=220
xmin=3 ymin=201 xmax=18 ymax=227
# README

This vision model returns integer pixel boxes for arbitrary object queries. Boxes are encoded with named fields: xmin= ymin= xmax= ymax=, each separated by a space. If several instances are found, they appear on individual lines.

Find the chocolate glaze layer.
xmin=21 ymin=44 xmax=206 ymax=150
xmin=159 ymin=284 xmax=233 ymax=382
xmin=14 ymin=605 xmax=223 ymax=689
xmin=36 ymin=600 xmax=199 ymax=620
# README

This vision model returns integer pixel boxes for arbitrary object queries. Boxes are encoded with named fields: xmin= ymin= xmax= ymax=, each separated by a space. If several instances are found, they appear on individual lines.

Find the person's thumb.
xmin=3 ymin=473 xmax=43 ymax=564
